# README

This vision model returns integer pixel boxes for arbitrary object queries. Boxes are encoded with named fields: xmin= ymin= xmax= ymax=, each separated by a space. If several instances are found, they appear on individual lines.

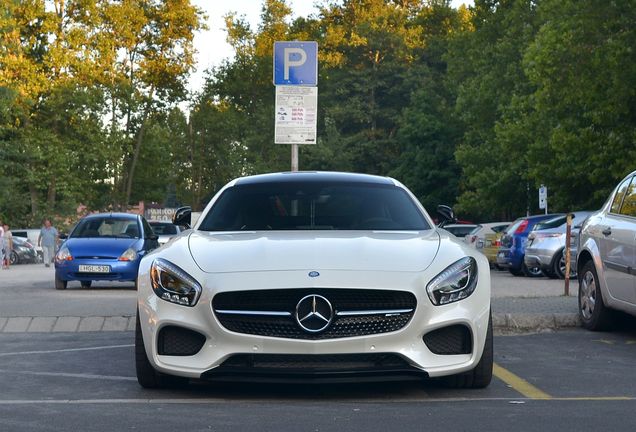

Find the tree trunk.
xmin=47 ymin=175 xmax=56 ymax=211
xmin=29 ymin=183 xmax=39 ymax=219
xmin=124 ymin=89 xmax=155 ymax=207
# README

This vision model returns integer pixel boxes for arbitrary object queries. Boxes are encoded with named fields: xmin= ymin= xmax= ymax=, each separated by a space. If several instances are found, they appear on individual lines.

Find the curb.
xmin=0 ymin=313 xmax=581 ymax=334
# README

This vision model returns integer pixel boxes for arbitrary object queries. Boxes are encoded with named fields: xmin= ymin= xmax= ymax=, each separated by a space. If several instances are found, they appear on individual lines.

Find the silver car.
xmin=576 ymin=170 xmax=636 ymax=330
xmin=148 ymin=221 xmax=185 ymax=246
xmin=524 ymin=211 xmax=593 ymax=279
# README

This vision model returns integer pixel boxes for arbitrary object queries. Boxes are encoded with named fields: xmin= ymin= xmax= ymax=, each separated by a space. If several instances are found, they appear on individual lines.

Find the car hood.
xmin=189 ymin=230 xmax=440 ymax=273
xmin=64 ymin=237 xmax=141 ymax=259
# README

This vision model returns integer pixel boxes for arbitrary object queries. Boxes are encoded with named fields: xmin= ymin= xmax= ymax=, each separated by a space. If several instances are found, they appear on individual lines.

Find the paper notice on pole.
xmin=275 ymin=86 xmax=317 ymax=144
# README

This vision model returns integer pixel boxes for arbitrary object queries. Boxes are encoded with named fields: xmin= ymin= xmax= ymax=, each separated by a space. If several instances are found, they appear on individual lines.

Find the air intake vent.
xmin=423 ymin=325 xmax=472 ymax=355
xmin=157 ymin=326 xmax=206 ymax=356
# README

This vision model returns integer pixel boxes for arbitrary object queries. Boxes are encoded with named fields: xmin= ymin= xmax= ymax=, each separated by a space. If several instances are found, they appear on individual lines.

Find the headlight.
xmin=426 ymin=257 xmax=478 ymax=305
xmin=150 ymin=258 xmax=202 ymax=307
xmin=56 ymin=246 xmax=73 ymax=261
xmin=118 ymin=248 xmax=138 ymax=261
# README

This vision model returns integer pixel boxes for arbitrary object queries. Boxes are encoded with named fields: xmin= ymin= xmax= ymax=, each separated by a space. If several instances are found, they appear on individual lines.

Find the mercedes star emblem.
xmin=295 ymin=294 xmax=333 ymax=333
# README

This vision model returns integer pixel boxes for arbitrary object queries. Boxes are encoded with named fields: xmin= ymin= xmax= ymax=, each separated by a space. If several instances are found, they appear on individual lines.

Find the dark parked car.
xmin=9 ymin=236 xmax=39 ymax=265
xmin=496 ymin=214 xmax=564 ymax=277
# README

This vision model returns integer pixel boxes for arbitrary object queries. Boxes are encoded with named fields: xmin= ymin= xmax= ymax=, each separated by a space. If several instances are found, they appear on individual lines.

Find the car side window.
xmin=610 ymin=176 xmax=632 ymax=214
xmin=619 ymin=176 xmax=636 ymax=217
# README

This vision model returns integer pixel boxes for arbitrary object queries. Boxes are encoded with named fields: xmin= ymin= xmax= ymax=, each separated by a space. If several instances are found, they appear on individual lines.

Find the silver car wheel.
xmin=580 ymin=270 xmax=596 ymax=320
xmin=558 ymin=254 xmax=577 ymax=279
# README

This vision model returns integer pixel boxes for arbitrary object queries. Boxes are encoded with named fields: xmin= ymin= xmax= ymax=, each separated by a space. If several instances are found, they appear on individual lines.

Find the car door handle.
xmin=602 ymin=227 xmax=612 ymax=236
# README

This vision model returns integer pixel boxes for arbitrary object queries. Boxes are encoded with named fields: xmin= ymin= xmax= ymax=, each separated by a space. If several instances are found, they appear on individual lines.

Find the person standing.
xmin=2 ymin=224 xmax=12 ymax=269
xmin=0 ymin=221 xmax=4 ymax=268
xmin=38 ymin=219 xmax=59 ymax=267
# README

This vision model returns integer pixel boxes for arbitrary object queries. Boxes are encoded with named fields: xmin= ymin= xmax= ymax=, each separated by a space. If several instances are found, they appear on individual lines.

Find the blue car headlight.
xmin=426 ymin=257 xmax=478 ymax=306
xmin=150 ymin=258 xmax=202 ymax=307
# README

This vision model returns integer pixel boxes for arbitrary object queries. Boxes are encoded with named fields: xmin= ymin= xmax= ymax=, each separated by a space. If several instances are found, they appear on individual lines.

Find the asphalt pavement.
xmin=1 ymin=330 xmax=635 ymax=431
xmin=0 ymin=263 xmax=579 ymax=333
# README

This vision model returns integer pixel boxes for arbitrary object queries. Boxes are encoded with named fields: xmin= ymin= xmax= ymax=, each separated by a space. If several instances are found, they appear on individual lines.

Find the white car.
xmin=135 ymin=172 xmax=492 ymax=388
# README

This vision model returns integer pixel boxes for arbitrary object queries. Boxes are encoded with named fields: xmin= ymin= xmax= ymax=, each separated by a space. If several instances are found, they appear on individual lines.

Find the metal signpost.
xmin=539 ymin=185 xmax=548 ymax=214
xmin=273 ymin=41 xmax=318 ymax=171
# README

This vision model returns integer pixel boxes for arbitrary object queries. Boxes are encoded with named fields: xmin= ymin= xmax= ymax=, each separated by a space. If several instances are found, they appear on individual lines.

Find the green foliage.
xmin=2 ymin=0 xmax=636 ymax=226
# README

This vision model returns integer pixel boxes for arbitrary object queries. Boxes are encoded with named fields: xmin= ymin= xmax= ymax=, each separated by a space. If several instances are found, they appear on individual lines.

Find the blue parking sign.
xmin=273 ymin=41 xmax=318 ymax=86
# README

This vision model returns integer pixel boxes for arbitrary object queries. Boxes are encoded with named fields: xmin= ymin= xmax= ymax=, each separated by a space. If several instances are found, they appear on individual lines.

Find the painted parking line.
xmin=0 ymin=344 xmax=133 ymax=357
xmin=493 ymin=363 xmax=551 ymax=400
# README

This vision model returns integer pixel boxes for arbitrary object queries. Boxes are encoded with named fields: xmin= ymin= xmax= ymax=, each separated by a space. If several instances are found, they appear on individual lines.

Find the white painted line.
xmin=0 ymin=344 xmax=133 ymax=357
xmin=0 ymin=396 xmax=633 ymax=405
xmin=0 ymin=369 xmax=135 ymax=381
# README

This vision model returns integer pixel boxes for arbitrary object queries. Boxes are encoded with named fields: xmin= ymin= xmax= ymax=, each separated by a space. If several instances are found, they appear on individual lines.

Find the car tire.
xmin=55 ymin=277 xmax=67 ymax=290
xmin=553 ymin=250 xmax=576 ymax=280
xmin=522 ymin=262 xmax=543 ymax=278
xmin=578 ymin=260 xmax=612 ymax=331
xmin=135 ymin=313 xmax=188 ymax=389
xmin=81 ymin=281 xmax=92 ymax=289
xmin=10 ymin=251 xmax=19 ymax=265
xmin=442 ymin=313 xmax=493 ymax=389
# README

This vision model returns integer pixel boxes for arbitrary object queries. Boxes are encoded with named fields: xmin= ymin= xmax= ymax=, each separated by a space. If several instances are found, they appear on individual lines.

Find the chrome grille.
xmin=212 ymin=288 xmax=416 ymax=340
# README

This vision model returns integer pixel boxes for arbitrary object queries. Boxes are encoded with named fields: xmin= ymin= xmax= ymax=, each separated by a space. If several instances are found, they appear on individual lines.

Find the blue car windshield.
xmin=198 ymin=182 xmax=430 ymax=231
xmin=71 ymin=217 xmax=141 ymax=239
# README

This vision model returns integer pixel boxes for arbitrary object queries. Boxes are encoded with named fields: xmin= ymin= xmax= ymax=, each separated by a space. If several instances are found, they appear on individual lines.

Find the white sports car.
xmin=136 ymin=172 xmax=492 ymax=388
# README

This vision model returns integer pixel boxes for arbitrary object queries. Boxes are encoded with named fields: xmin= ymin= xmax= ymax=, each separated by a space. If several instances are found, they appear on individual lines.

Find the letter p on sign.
xmin=273 ymin=41 xmax=318 ymax=86
xmin=283 ymin=48 xmax=307 ymax=80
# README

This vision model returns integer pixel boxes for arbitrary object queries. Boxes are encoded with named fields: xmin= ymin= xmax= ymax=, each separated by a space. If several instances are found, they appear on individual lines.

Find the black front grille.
xmin=157 ymin=326 xmax=206 ymax=356
xmin=213 ymin=288 xmax=416 ymax=340
xmin=201 ymin=353 xmax=427 ymax=382
xmin=220 ymin=353 xmax=411 ymax=371
xmin=423 ymin=325 xmax=472 ymax=355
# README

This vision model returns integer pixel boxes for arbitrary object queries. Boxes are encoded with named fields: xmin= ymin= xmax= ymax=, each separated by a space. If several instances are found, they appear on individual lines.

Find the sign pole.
xmin=564 ymin=213 xmax=572 ymax=296
xmin=291 ymin=144 xmax=299 ymax=171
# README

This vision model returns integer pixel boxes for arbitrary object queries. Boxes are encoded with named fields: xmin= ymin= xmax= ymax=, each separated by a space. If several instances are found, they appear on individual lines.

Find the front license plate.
xmin=79 ymin=264 xmax=111 ymax=273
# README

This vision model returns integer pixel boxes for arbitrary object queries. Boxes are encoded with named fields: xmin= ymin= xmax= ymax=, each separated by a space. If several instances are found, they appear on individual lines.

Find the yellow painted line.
xmin=493 ymin=363 xmax=552 ymax=400
xmin=555 ymin=397 xmax=634 ymax=401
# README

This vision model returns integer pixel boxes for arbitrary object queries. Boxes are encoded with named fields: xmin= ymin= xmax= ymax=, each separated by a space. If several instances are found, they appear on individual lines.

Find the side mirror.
xmin=437 ymin=204 xmax=456 ymax=228
xmin=146 ymin=234 xmax=159 ymax=241
xmin=173 ymin=206 xmax=192 ymax=229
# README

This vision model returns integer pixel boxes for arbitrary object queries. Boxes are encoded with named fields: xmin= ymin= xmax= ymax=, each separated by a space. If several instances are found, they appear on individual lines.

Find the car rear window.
xmin=505 ymin=219 xmax=524 ymax=235
xmin=534 ymin=216 xmax=566 ymax=231
xmin=198 ymin=182 xmax=430 ymax=231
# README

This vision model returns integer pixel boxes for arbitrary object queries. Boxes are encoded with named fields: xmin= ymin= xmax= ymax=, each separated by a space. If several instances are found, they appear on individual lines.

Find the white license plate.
xmin=79 ymin=265 xmax=111 ymax=273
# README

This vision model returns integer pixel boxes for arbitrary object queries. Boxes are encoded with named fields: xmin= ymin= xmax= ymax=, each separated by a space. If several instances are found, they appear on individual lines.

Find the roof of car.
xmin=235 ymin=171 xmax=395 ymax=186
xmin=82 ymin=212 xmax=139 ymax=220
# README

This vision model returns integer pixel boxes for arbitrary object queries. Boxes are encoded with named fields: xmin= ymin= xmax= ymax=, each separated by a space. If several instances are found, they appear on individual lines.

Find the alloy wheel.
xmin=580 ymin=270 xmax=596 ymax=320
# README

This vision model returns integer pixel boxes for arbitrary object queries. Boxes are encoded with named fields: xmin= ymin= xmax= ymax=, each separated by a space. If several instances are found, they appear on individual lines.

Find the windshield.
xmin=150 ymin=223 xmax=178 ymax=235
xmin=198 ymin=182 xmax=430 ymax=231
xmin=71 ymin=217 xmax=140 ymax=238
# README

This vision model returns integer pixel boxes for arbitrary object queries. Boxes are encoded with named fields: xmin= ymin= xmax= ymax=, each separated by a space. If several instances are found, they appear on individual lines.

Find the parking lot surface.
xmin=0 ymin=329 xmax=635 ymax=431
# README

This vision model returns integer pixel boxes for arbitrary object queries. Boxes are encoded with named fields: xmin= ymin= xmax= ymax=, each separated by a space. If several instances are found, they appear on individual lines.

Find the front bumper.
xmin=137 ymin=260 xmax=491 ymax=381
xmin=55 ymin=258 xmax=140 ymax=282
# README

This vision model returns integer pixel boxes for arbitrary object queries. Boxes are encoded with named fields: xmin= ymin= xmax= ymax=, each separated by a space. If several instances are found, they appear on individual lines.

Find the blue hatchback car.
xmin=496 ymin=214 xmax=563 ymax=277
xmin=54 ymin=213 xmax=159 ymax=289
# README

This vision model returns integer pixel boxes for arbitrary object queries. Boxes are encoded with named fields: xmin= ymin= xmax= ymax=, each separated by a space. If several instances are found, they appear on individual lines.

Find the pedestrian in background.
xmin=2 ymin=224 xmax=12 ymax=269
xmin=0 ymin=220 xmax=4 ymax=268
xmin=38 ymin=219 xmax=59 ymax=267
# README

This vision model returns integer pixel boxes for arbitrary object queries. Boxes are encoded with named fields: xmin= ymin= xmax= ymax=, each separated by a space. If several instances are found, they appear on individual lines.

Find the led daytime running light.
xmin=150 ymin=258 xmax=202 ymax=307
xmin=427 ymin=257 xmax=478 ymax=306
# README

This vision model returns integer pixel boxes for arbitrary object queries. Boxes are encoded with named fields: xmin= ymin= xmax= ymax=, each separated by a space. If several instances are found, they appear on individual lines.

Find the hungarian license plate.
xmin=79 ymin=264 xmax=111 ymax=273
